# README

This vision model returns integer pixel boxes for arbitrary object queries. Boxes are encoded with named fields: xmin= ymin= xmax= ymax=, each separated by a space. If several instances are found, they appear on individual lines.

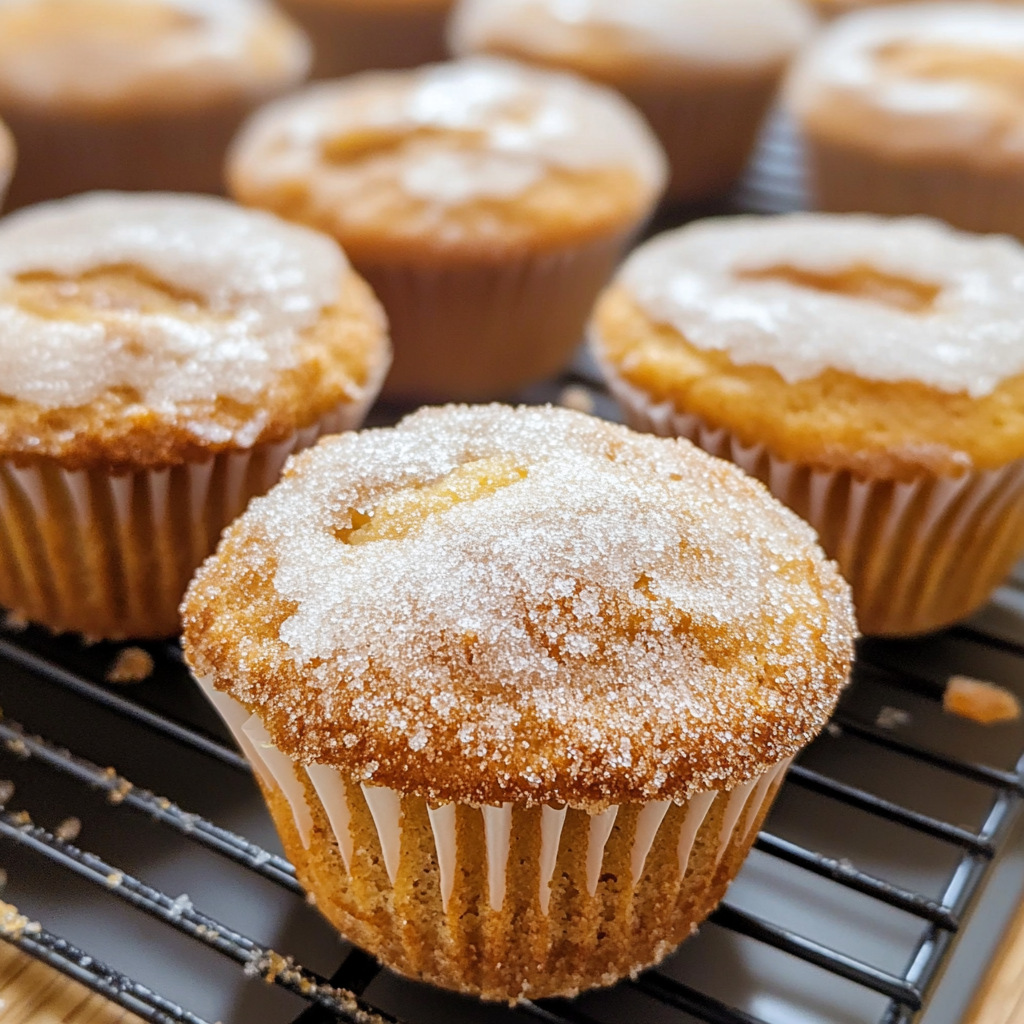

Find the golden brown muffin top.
xmin=227 ymin=57 xmax=667 ymax=259
xmin=594 ymin=213 xmax=1024 ymax=479
xmin=450 ymin=0 xmax=815 ymax=82
xmin=0 ymin=0 xmax=310 ymax=115
xmin=182 ymin=404 xmax=855 ymax=809
xmin=786 ymin=3 xmax=1024 ymax=169
xmin=0 ymin=192 xmax=389 ymax=471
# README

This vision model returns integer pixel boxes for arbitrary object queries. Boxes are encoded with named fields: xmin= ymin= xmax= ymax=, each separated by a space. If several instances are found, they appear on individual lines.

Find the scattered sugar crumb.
xmin=107 ymin=776 xmax=134 ymax=806
xmin=557 ymin=384 xmax=596 ymax=415
xmin=0 ymin=781 xmax=14 ymax=806
xmin=54 ymin=817 xmax=80 ymax=842
xmin=106 ymin=872 xmax=123 ymax=888
xmin=944 ymin=676 xmax=1022 ymax=725
xmin=825 ymin=722 xmax=843 ymax=738
xmin=875 ymin=706 xmax=912 ymax=731
xmin=0 ymin=901 xmax=38 ymax=939
xmin=105 ymin=647 xmax=154 ymax=685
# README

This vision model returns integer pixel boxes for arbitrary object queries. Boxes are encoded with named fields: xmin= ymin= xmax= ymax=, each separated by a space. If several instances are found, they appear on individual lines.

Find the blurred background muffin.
xmin=0 ymin=0 xmax=310 ymax=208
xmin=786 ymin=2 xmax=1024 ymax=238
xmin=593 ymin=213 xmax=1024 ymax=636
xmin=449 ymin=0 xmax=814 ymax=204
xmin=228 ymin=57 xmax=666 ymax=402
xmin=183 ymin=404 xmax=855 ymax=1002
xmin=0 ymin=192 xmax=389 ymax=640
xmin=280 ymin=0 xmax=453 ymax=79
xmin=810 ymin=0 xmax=1022 ymax=16
xmin=0 ymin=119 xmax=13 ymax=209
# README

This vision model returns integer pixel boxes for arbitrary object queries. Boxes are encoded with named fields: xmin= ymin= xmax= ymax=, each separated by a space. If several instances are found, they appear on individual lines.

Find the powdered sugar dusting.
xmin=0 ymin=192 xmax=346 ymax=410
xmin=621 ymin=213 xmax=1024 ymax=398
xmin=0 ymin=0 xmax=311 ymax=109
xmin=451 ymin=0 xmax=814 ymax=69
xmin=232 ymin=57 xmax=667 ymax=208
xmin=785 ymin=3 xmax=1024 ymax=164
xmin=185 ymin=406 xmax=855 ymax=807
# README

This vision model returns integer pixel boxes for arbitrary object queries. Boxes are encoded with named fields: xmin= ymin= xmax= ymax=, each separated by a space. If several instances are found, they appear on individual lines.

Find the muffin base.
xmin=1 ymin=98 xmax=259 ymax=208
xmin=196 ymin=676 xmax=791 ymax=1001
xmin=0 ymin=406 xmax=371 ymax=641
xmin=602 ymin=365 xmax=1024 ymax=636
xmin=367 ymin=232 xmax=633 ymax=403
xmin=278 ymin=0 xmax=450 ymax=79
xmin=624 ymin=69 xmax=782 ymax=205
xmin=804 ymin=134 xmax=1024 ymax=241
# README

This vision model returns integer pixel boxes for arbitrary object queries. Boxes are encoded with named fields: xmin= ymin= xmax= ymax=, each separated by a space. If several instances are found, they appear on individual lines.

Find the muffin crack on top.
xmin=183 ymin=404 xmax=856 ymax=810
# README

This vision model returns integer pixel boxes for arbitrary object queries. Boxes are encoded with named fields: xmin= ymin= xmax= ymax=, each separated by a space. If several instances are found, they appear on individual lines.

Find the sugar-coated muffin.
xmin=0 ymin=0 xmax=310 ymax=208
xmin=593 ymin=213 xmax=1024 ymax=635
xmin=279 ymin=0 xmax=453 ymax=79
xmin=0 ymin=119 xmax=13 ymax=210
xmin=228 ymin=57 xmax=666 ymax=401
xmin=449 ymin=0 xmax=814 ymax=203
xmin=810 ymin=0 xmax=1020 ymax=16
xmin=786 ymin=3 xmax=1024 ymax=238
xmin=182 ymin=404 xmax=855 ymax=1002
xmin=0 ymin=192 xmax=390 ymax=640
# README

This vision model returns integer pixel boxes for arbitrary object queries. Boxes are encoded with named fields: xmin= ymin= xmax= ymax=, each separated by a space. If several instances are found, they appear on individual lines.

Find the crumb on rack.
xmin=105 ymin=647 xmax=155 ymax=685
xmin=944 ymin=675 xmax=1022 ymax=725
xmin=0 ymin=901 xmax=40 ymax=939
xmin=54 ymin=817 xmax=81 ymax=843
xmin=557 ymin=384 xmax=596 ymax=415
xmin=875 ymin=706 xmax=911 ymax=731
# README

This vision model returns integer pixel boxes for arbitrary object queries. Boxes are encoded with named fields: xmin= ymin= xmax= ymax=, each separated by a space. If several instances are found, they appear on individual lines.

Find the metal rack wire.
xmin=0 ymin=112 xmax=1022 ymax=1024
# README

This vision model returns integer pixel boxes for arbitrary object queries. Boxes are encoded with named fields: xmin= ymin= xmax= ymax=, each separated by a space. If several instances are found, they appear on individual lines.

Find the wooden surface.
xmin=0 ymin=943 xmax=142 ymax=1024
xmin=964 ymin=896 xmax=1024 ymax=1024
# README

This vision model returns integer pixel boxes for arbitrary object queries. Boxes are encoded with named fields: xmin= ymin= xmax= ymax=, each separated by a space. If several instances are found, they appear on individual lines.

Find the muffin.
xmin=786 ymin=3 xmax=1024 ymax=238
xmin=227 ymin=57 xmax=667 ymax=402
xmin=449 ymin=0 xmax=815 ymax=204
xmin=592 ymin=213 xmax=1024 ymax=636
xmin=279 ymin=0 xmax=453 ymax=79
xmin=0 ymin=192 xmax=390 ymax=640
xmin=0 ymin=0 xmax=310 ymax=209
xmin=810 ymin=0 xmax=1021 ymax=16
xmin=182 ymin=403 xmax=856 ymax=1002
xmin=0 ymin=120 xmax=13 ymax=210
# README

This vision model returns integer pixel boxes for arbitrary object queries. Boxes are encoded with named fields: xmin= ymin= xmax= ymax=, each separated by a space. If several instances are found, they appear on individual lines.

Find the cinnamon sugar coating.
xmin=183 ymin=405 xmax=855 ymax=809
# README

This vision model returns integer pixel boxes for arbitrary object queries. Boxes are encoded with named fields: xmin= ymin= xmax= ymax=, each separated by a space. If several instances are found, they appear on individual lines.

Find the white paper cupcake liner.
xmin=600 ymin=360 xmax=1024 ymax=635
xmin=804 ymin=133 xmax=1024 ymax=242
xmin=0 ymin=387 xmax=381 ymax=639
xmin=196 ymin=676 xmax=792 ymax=917
xmin=362 ymin=230 xmax=633 ymax=402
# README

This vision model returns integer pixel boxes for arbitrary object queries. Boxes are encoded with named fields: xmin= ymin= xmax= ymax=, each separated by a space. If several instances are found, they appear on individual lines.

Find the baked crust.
xmin=182 ymin=405 xmax=855 ymax=809
xmin=0 ymin=268 xmax=389 ymax=471
xmin=594 ymin=283 xmax=1024 ymax=480
xmin=227 ymin=62 xmax=666 ymax=260
xmin=0 ymin=0 xmax=310 ymax=116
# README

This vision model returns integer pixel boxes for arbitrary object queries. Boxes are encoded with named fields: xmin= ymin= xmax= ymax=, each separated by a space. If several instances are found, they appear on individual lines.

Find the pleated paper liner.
xmin=198 ymin=675 xmax=792 ymax=1002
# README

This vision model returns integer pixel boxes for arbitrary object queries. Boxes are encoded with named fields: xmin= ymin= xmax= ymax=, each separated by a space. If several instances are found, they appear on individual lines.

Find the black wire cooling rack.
xmin=0 ymin=113 xmax=1022 ymax=1024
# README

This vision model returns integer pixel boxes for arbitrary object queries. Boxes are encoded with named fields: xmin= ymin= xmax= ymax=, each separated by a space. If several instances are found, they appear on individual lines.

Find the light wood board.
xmin=964 ymin=896 xmax=1024 ymax=1024
xmin=0 ymin=942 xmax=143 ymax=1024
